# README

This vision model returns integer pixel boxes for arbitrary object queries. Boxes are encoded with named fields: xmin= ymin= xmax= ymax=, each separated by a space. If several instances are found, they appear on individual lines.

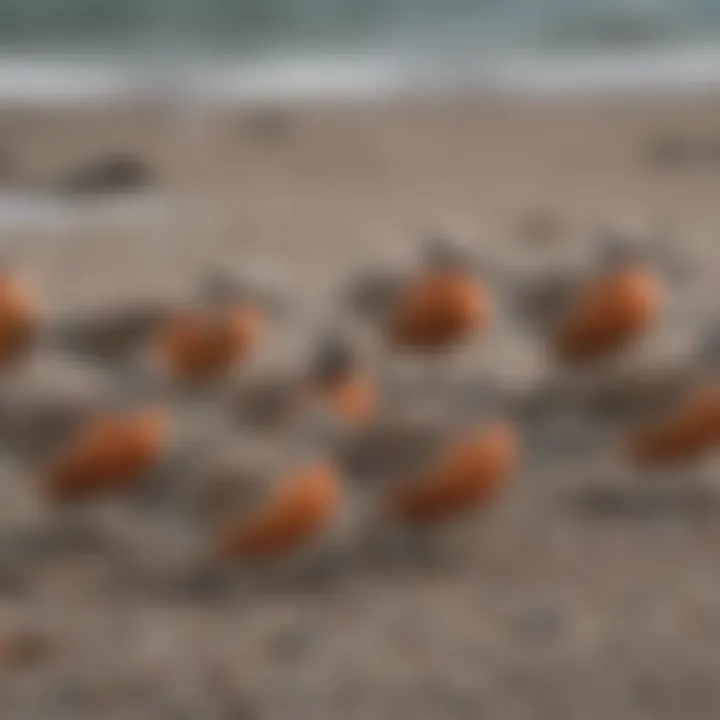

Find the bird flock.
xmin=0 ymin=225 xmax=717 ymax=583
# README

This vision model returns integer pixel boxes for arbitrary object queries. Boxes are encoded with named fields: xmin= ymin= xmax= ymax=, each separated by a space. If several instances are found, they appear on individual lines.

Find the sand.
xmin=0 ymin=92 xmax=720 ymax=718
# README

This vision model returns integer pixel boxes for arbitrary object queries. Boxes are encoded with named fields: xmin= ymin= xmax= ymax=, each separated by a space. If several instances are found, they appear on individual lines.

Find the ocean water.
xmin=2 ymin=0 xmax=720 ymax=102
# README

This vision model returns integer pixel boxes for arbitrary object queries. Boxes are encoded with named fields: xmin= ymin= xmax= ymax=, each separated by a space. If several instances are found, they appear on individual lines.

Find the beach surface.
xmin=1 ymin=92 xmax=720 ymax=718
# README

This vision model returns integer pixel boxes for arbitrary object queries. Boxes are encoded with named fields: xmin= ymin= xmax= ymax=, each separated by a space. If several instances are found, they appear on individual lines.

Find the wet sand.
xmin=1 ymin=92 xmax=720 ymax=718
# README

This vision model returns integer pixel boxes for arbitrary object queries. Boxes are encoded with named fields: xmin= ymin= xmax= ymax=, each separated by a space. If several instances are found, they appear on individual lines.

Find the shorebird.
xmin=505 ymin=223 xmax=683 ymax=476
xmin=550 ymin=229 xmax=664 ymax=366
xmin=345 ymin=231 xmax=493 ymax=398
xmin=0 ymin=357 xmax=181 ymax=560
xmin=624 ymin=330 xmax=720 ymax=469
xmin=0 ymin=264 xmax=39 ymax=370
xmin=303 ymin=331 xmax=378 ymax=427
xmin=510 ymin=225 xmax=665 ymax=369
xmin=347 ymin=232 xmax=490 ymax=350
xmin=50 ymin=266 xmax=285 ymax=386
xmin=232 ymin=330 xmax=378 ymax=432
xmin=383 ymin=420 xmax=517 ymax=525
xmin=558 ymin=331 xmax=720 ymax=520
xmin=627 ymin=385 xmax=720 ymax=467
xmin=344 ymin=381 xmax=519 ymax=565
xmin=27 ymin=338 xmax=239 ymax=509
xmin=203 ymin=411 xmax=352 ymax=584
xmin=45 ymin=404 xmax=171 ymax=502
xmin=151 ymin=268 xmax=287 ymax=386
xmin=213 ymin=457 xmax=341 ymax=562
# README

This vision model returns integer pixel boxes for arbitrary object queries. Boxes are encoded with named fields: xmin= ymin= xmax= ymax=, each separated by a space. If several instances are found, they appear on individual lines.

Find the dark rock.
xmin=569 ymin=484 xmax=720 ymax=521
xmin=646 ymin=134 xmax=693 ymax=169
xmin=53 ymin=301 xmax=169 ymax=363
xmin=55 ymin=152 xmax=154 ymax=196
xmin=231 ymin=375 xmax=304 ymax=430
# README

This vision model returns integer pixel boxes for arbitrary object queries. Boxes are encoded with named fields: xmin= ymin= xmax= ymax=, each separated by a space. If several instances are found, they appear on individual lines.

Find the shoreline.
xmin=3 ymin=45 xmax=720 ymax=107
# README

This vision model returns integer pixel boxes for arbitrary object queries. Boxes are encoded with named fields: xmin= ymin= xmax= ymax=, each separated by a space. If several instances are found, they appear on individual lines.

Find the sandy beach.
xmin=1 ymin=91 xmax=720 ymax=718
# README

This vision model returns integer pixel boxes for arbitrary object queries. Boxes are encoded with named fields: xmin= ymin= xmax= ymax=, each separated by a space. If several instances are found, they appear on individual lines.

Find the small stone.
xmin=0 ymin=627 xmax=51 ymax=668
xmin=55 ymin=152 xmax=154 ymax=196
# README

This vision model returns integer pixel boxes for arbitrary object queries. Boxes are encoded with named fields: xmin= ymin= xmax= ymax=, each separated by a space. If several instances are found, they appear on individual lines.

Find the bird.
xmin=45 ymin=269 xmax=278 ymax=389
xmin=627 ymin=385 xmax=720 ymax=467
xmin=506 ymin=227 xmax=668 ymax=435
xmin=150 ymin=268 xmax=286 ymax=386
xmin=0 ymin=264 xmax=39 ymax=370
xmin=207 ymin=410 xmax=349 ymax=571
xmin=385 ymin=420 xmax=518 ymax=524
xmin=4 ymin=357 xmax=179 ymax=559
xmin=214 ymin=459 xmax=341 ymax=561
xmin=346 ymin=231 xmax=491 ymax=353
xmin=624 ymin=330 xmax=720 ymax=468
xmin=342 ymin=380 xmax=519 ymax=565
xmin=550 ymin=228 xmax=663 ymax=365
xmin=153 ymin=306 xmax=262 ymax=384
xmin=32 ymin=342 xmax=199 ymax=506
xmin=344 ymin=231 xmax=493 ymax=402
xmin=304 ymin=331 xmax=378 ymax=428
xmin=45 ymin=405 xmax=171 ymax=502
xmin=232 ymin=331 xmax=378 ymax=432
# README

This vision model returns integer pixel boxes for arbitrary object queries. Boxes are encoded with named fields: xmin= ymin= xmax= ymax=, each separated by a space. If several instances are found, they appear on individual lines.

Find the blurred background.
xmin=1 ymin=3 xmax=720 ymax=720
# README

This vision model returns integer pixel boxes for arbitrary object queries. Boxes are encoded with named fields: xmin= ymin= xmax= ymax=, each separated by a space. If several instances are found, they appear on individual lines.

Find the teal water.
xmin=1 ymin=0 xmax=720 ymax=55
xmin=2 ymin=1 xmax=720 ymax=101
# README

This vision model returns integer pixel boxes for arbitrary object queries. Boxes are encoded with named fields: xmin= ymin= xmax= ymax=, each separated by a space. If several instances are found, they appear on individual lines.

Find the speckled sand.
xmin=0 ymin=93 xmax=720 ymax=718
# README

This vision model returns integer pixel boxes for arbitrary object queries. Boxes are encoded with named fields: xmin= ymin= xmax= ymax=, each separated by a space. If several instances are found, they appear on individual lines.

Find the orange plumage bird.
xmin=627 ymin=385 xmax=720 ymax=467
xmin=155 ymin=306 xmax=264 ymax=383
xmin=348 ymin=233 xmax=491 ymax=353
xmin=46 ymin=407 xmax=170 ymax=501
xmin=387 ymin=421 xmax=518 ymax=524
xmin=214 ymin=459 xmax=341 ymax=560
xmin=388 ymin=235 xmax=490 ymax=351
xmin=314 ymin=372 xmax=376 ymax=427
xmin=552 ymin=231 xmax=663 ymax=365
xmin=306 ymin=333 xmax=377 ymax=427
xmin=152 ymin=271 xmax=271 ymax=384
xmin=554 ymin=268 xmax=661 ymax=364
xmin=388 ymin=268 xmax=488 ymax=351
xmin=0 ymin=269 xmax=38 ymax=368
xmin=231 ymin=332 xmax=377 ymax=432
